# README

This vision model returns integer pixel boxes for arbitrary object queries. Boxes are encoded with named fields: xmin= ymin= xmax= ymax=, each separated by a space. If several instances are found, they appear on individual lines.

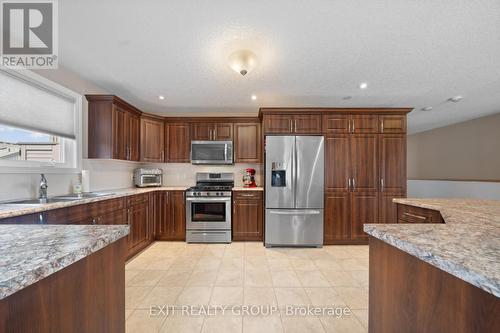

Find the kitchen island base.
xmin=0 ymin=238 xmax=126 ymax=333
xmin=369 ymin=237 xmax=500 ymax=333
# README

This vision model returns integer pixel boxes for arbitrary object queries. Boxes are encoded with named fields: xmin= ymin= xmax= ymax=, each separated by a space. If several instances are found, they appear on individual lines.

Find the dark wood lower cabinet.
xmin=0 ymin=238 xmax=126 ymax=333
xmin=324 ymin=191 xmax=379 ymax=244
xmin=369 ymin=237 xmax=500 ymax=333
xmin=156 ymin=191 xmax=186 ymax=241
xmin=397 ymin=203 xmax=444 ymax=224
xmin=232 ymin=191 xmax=263 ymax=241
xmin=324 ymin=191 xmax=350 ymax=244
xmin=127 ymin=194 xmax=150 ymax=257
xmin=378 ymin=192 xmax=405 ymax=224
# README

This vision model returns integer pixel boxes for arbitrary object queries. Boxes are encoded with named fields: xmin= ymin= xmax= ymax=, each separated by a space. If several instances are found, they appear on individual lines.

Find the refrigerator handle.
xmin=293 ymin=136 xmax=297 ymax=207
xmin=269 ymin=210 xmax=321 ymax=215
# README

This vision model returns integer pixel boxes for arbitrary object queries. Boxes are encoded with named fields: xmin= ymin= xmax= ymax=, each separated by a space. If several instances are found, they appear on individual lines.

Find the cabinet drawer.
xmin=89 ymin=197 xmax=125 ymax=216
xmin=45 ymin=204 xmax=92 ymax=224
xmin=233 ymin=191 xmax=263 ymax=200
xmin=127 ymin=193 xmax=149 ymax=206
xmin=397 ymin=204 xmax=443 ymax=223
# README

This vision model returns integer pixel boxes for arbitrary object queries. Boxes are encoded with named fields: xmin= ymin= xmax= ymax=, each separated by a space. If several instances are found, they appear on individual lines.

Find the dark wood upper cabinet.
xmin=379 ymin=134 xmax=406 ymax=193
xmin=232 ymin=191 xmax=263 ymax=241
xmin=192 ymin=123 xmax=212 ymax=140
xmin=165 ymin=123 xmax=191 ymax=162
xmin=192 ymin=122 xmax=233 ymax=140
xmin=351 ymin=115 xmax=378 ymax=133
xmin=86 ymin=95 xmax=141 ymax=161
xmin=140 ymin=116 xmax=165 ymax=162
xmin=380 ymin=115 xmax=406 ymax=133
xmin=350 ymin=134 xmax=379 ymax=192
xmin=323 ymin=115 xmax=350 ymax=134
xmin=325 ymin=135 xmax=350 ymax=191
xmin=215 ymin=123 xmax=233 ymax=140
xmin=263 ymin=114 xmax=321 ymax=134
xmin=234 ymin=123 xmax=261 ymax=163
xmin=324 ymin=191 xmax=350 ymax=243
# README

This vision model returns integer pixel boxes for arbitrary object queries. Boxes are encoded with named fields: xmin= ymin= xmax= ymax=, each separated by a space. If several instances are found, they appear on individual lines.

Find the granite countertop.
xmin=232 ymin=187 xmax=264 ymax=191
xmin=364 ymin=198 xmax=500 ymax=297
xmin=0 ymin=186 xmax=189 ymax=220
xmin=0 ymin=224 xmax=129 ymax=300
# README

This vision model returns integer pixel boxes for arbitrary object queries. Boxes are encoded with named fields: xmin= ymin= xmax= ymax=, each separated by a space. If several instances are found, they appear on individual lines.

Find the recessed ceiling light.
xmin=251 ymin=95 xmax=257 ymax=100
xmin=342 ymin=96 xmax=353 ymax=100
xmin=448 ymin=95 xmax=463 ymax=103
xmin=158 ymin=95 xmax=165 ymax=100
xmin=421 ymin=106 xmax=433 ymax=111
xmin=359 ymin=82 xmax=368 ymax=89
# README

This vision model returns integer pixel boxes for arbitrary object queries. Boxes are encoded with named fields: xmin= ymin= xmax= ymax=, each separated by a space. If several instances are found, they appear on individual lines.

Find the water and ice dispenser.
xmin=271 ymin=162 xmax=286 ymax=187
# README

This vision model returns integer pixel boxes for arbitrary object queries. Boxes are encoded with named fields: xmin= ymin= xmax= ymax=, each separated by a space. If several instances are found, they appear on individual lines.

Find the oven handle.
xmin=186 ymin=197 xmax=231 ymax=202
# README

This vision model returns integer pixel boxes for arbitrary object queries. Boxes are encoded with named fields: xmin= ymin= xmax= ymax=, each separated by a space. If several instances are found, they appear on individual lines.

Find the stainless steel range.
xmin=185 ymin=173 xmax=234 ymax=243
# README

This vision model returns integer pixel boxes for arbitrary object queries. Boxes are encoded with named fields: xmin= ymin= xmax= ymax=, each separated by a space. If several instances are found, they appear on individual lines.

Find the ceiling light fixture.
xmin=228 ymin=50 xmax=257 ymax=76
xmin=448 ymin=95 xmax=463 ymax=103
xmin=342 ymin=96 xmax=353 ymax=100
xmin=359 ymin=82 xmax=368 ymax=89
xmin=158 ymin=95 xmax=165 ymax=100
xmin=251 ymin=95 xmax=257 ymax=100
xmin=421 ymin=106 xmax=433 ymax=111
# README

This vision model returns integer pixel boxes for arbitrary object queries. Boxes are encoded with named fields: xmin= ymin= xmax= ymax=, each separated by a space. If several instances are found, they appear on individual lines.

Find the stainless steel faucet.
xmin=39 ymin=174 xmax=48 ymax=203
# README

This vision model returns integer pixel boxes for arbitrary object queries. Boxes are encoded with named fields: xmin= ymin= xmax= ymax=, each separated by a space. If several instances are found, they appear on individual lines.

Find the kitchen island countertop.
xmin=0 ymin=224 xmax=129 ymax=300
xmin=364 ymin=198 xmax=500 ymax=297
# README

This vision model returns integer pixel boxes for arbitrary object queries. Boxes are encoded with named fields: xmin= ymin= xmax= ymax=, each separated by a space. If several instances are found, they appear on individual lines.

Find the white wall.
xmin=408 ymin=180 xmax=500 ymax=200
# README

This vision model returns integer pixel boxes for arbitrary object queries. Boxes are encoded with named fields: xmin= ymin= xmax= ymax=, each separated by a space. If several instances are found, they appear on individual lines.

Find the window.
xmin=0 ymin=69 xmax=82 ymax=170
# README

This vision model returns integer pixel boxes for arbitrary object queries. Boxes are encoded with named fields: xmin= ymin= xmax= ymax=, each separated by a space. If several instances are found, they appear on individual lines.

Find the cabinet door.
xmin=232 ymin=197 xmax=263 ymax=241
xmin=128 ymin=113 xmax=141 ymax=161
xmin=323 ymin=115 xmax=350 ymax=134
xmin=380 ymin=115 xmax=406 ymax=133
xmin=350 ymin=134 xmax=378 ymax=192
xmin=379 ymin=192 xmax=405 ymax=224
xmin=351 ymin=192 xmax=378 ymax=241
xmin=112 ymin=107 xmax=127 ymax=160
xmin=129 ymin=203 xmax=149 ymax=250
xmin=140 ymin=117 xmax=165 ymax=162
xmin=170 ymin=191 xmax=186 ymax=240
xmin=263 ymin=115 xmax=292 ymax=134
xmin=234 ymin=123 xmax=261 ymax=163
xmin=325 ymin=135 xmax=350 ymax=191
xmin=215 ymin=123 xmax=233 ymax=140
xmin=192 ymin=123 xmax=213 ymax=140
xmin=293 ymin=115 xmax=322 ymax=134
xmin=324 ymin=191 xmax=350 ymax=243
xmin=166 ymin=123 xmax=191 ymax=162
xmin=380 ymin=134 xmax=406 ymax=193
xmin=351 ymin=115 xmax=379 ymax=133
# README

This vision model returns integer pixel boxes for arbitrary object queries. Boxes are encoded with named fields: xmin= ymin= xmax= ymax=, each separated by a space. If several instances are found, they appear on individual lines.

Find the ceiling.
xmin=59 ymin=0 xmax=500 ymax=134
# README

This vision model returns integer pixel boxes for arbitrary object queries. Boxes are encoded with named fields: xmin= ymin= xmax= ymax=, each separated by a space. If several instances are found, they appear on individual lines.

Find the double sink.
xmin=2 ymin=192 xmax=115 ymax=206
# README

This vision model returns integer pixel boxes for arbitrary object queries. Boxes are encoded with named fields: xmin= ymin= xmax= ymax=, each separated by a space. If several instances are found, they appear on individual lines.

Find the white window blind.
xmin=0 ymin=70 xmax=76 ymax=139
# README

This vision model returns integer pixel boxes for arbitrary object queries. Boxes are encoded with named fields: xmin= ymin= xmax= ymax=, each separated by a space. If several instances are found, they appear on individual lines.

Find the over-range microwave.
xmin=191 ymin=141 xmax=233 ymax=165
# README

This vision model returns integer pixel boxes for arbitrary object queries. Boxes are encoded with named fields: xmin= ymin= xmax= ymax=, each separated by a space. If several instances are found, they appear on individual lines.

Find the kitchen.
xmin=1 ymin=1 xmax=500 ymax=333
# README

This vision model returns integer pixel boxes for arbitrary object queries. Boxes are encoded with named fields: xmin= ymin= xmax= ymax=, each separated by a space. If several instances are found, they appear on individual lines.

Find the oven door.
xmin=186 ymin=197 xmax=231 ymax=230
xmin=191 ymin=141 xmax=233 ymax=165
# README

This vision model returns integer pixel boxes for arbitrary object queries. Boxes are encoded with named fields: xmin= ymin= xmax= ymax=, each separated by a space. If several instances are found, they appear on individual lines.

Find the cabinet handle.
xmin=239 ymin=194 xmax=256 ymax=197
xmin=351 ymin=120 xmax=355 ymax=133
xmin=289 ymin=120 xmax=293 ymax=133
xmin=403 ymin=212 xmax=427 ymax=220
xmin=348 ymin=120 xmax=351 ymax=133
xmin=294 ymin=119 xmax=297 ymax=132
xmin=381 ymin=178 xmax=384 ymax=191
xmin=352 ymin=178 xmax=356 ymax=190
xmin=348 ymin=178 xmax=351 ymax=190
xmin=381 ymin=121 xmax=384 ymax=133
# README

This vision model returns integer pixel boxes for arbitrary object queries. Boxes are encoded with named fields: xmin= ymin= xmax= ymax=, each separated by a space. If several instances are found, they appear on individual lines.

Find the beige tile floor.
xmin=125 ymin=242 xmax=369 ymax=333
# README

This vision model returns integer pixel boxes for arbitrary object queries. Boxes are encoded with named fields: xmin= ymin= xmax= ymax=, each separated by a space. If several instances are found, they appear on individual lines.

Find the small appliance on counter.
xmin=133 ymin=168 xmax=163 ymax=187
xmin=243 ymin=168 xmax=257 ymax=187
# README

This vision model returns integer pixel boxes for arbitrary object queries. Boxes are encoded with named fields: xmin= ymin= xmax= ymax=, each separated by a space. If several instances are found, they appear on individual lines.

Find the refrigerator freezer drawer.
xmin=265 ymin=209 xmax=324 ymax=247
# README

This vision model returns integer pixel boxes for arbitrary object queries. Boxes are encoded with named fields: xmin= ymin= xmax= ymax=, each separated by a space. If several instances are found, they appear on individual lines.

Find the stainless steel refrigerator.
xmin=265 ymin=136 xmax=324 ymax=247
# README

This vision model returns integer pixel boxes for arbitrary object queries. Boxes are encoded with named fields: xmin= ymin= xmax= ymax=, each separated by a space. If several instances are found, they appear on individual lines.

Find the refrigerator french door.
xmin=265 ymin=136 xmax=324 ymax=247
